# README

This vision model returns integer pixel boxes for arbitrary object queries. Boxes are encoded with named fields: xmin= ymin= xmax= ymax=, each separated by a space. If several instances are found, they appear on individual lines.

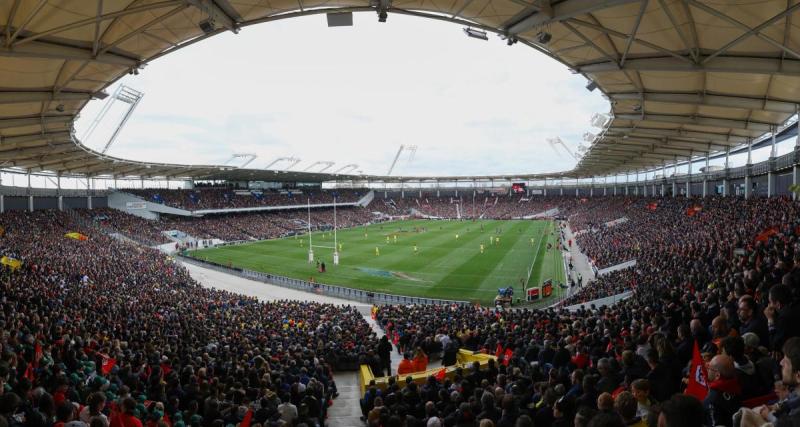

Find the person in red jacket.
xmin=397 ymin=352 xmax=415 ymax=376
xmin=412 ymin=348 xmax=428 ymax=373
xmin=110 ymin=398 xmax=143 ymax=427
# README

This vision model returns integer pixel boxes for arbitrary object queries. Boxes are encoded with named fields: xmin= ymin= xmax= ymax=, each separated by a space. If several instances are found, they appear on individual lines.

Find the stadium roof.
xmin=1 ymin=0 xmax=799 ymax=181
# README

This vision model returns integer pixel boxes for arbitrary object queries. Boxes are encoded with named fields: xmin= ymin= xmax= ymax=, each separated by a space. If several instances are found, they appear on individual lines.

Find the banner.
xmin=64 ymin=232 xmax=88 ymax=241
xmin=686 ymin=206 xmax=702 ymax=217
xmin=755 ymin=227 xmax=779 ymax=243
xmin=1 ymin=256 xmax=21 ymax=271
xmin=646 ymin=202 xmax=657 ymax=211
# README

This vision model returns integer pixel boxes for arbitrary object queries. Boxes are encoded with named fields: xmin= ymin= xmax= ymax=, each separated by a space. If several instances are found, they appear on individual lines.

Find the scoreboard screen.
xmin=512 ymin=183 xmax=526 ymax=193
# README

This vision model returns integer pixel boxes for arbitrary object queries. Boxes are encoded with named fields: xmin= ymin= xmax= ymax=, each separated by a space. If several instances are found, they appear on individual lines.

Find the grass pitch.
xmin=189 ymin=219 xmax=566 ymax=305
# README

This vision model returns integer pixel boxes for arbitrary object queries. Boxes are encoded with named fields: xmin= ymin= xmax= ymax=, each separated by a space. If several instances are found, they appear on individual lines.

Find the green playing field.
xmin=188 ymin=219 xmax=567 ymax=305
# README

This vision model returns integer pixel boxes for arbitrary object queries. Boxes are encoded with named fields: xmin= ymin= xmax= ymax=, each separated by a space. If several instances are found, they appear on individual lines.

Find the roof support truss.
xmin=609 ymin=91 xmax=799 ymax=114
xmin=576 ymin=55 xmax=800 ymax=76
xmin=507 ymin=0 xmax=639 ymax=34
xmin=606 ymin=126 xmax=750 ymax=144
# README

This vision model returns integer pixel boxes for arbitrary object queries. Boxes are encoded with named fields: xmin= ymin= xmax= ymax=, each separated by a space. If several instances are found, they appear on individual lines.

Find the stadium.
xmin=1 ymin=1 xmax=800 ymax=427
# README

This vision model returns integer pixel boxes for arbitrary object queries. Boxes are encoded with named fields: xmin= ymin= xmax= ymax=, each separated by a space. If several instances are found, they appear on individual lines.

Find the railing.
xmin=178 ymin=255 xmax=470 ymax=306
xmin=776 ymin=152 xmax=797 ymax=170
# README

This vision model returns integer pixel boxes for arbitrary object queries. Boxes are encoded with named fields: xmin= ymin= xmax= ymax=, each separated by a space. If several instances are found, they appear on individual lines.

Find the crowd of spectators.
xmin=126 ymin=188 xmax=363 ymax=211
xmin=68 ymin=207 xmax=376 ymax=244
xmin=0 ymin=210 xmax=379 ymax=427
xmin=557 ymin=267 xmax=636 ymax=307
xmin=1 ymin=193 xmax=799 ymax=427
xmin=73 ymin=208 xmax=174 ymax=246
xmin=364 ymin=195 xmax=800 ymax=427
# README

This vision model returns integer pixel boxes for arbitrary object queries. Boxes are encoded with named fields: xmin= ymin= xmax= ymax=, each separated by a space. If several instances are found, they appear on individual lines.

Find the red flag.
xmin=646 ymin=202 xmax=657 ymax=211
xmin=102 ymin=357 xmax=116 ymax=375
xmin=34 ymin=343 xmax=42 ymax=368
xmin=23 ymin=362 xmax=34 ymax=381
xmin=495 ymin=344 xmax=503 ymax=358
xmin=685 ymin=340 xmax=709 ymax=401
xmin=392 ymin=331 xmax=399 ymax=346
xmin=755 ymin=227 xmax=779 ymax=243
xmin=240 ymin=409 xmax=253 ymax=427
xmin=435 ymin=368 xmax=447 ymax=381
xmin=503 ymin=349 xmax=513 ymax=366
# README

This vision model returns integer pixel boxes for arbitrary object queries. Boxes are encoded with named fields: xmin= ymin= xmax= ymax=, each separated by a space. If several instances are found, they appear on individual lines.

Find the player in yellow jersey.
xmin=394 ymin=235 xmax=397 ymax=243
xmin=375 ymin=246 xmax=380 ymax=256
xmin=480 ymin=243 xmax=484 ymax=254
xmin=413 ymin=244 xmax=418 ymax=255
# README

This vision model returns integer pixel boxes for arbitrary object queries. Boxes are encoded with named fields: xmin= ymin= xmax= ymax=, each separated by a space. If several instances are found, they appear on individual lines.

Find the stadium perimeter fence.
xmin=177 ymin=255 xmax=470 ymax=307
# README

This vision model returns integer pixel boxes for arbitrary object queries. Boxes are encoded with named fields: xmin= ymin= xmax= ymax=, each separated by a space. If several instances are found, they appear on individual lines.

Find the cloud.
xmin=75 ymin=13 xmax=608 ymax=177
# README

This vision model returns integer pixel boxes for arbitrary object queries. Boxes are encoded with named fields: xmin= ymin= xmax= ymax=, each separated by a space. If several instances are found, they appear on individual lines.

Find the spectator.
xmin=704 ymin=355 xmax=742 ymax=427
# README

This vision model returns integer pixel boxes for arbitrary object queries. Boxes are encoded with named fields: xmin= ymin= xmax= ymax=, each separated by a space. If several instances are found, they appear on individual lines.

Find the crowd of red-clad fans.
xmin=126 ymin=189 xmax=363 ymax=211
xmin=0 ymin=194 xmax=799 ymax=427
xmin=0 ymin=210 xmax=378 ymax=427
xmin=364 ymin=195 xmax=800 ymax=427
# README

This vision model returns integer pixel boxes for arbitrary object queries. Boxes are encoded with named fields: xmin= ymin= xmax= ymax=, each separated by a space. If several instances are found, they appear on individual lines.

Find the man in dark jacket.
xmin=377 ymin=335 xmax=392 ymax=376
xmin=767 ymin=285 xmax=800 ymax=352
xmin=703 ymin=354 xmax=742 ymax=427
xmin=738 ymin=296 xmax=769 ymax=348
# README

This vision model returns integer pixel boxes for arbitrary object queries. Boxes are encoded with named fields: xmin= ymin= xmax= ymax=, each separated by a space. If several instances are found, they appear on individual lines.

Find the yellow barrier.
xmin=359 ymin=364 xmax=375 ymax=398
xmin=358 ymin=349 xmax=497 ymax=397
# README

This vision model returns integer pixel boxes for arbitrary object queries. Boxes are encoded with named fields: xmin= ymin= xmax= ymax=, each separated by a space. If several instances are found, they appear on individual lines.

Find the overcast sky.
xmin=74 ymin=12 xmax=609 ymax=177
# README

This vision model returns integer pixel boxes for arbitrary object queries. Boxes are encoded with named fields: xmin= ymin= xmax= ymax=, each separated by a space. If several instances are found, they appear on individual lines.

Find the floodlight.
xmin=464 ymin=27 xmax=488 ymax=40
xmin=378 ymin=10 xmax=387 ymax=22
xmin=536 ymin=31 xmax=552 ymax=44
xmin=198 ymin=19 xmax=215 ymax=34
xmin=586 ymin=81 xmax=598 ymax=92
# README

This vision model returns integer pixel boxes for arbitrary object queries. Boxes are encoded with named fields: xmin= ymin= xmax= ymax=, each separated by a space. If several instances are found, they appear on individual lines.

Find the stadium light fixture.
xmin=536 ymin=31 xmax=552 ymax=44
xmin=198 ymin=19 xmax=215 ymax=34
xmin=464 ymin=27 xmax=488 ymax=41
xmin=586 ymin=81 xmax=598 ymax=92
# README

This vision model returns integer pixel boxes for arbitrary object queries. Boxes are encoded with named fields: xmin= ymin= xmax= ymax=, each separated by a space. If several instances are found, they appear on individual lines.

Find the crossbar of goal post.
xmin=311 ymin=245 xmax=337 ymax=249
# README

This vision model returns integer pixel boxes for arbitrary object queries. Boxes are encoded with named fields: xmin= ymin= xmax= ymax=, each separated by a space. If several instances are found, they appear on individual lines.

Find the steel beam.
xmin=0 ymin=115 xmax=73 ymax=130
xmin=609 ymin=91 xmax=798 ymax=114
xmin=615 ymin=113 xmax=775 ymax=131
xmin=576 ymin=55 xmax=800 ymax=76
xmin=0 ymin=39 xmax=139 ymax=67
xmin=1 ymin=131 xmax=73 ymax=145
xmin=606 ymin=126 xmax=749 ymax=144
xmin=507 ymin=0 xmax=639 ymax=34
xmin=0 ymin=91 xmax=97 ymax=105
